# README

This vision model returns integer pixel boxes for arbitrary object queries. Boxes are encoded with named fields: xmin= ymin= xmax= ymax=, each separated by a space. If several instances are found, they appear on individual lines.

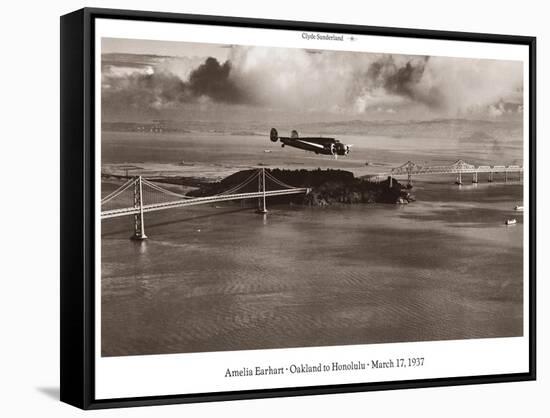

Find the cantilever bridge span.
xmin=101 ymin=168 xmax=310 ymax=239
xmin=373 ymin=160 xmax=523 ymax=187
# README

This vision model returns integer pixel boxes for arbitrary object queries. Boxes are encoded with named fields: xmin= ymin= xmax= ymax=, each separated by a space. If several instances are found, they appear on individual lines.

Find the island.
xmin=186 ymin=168 xmax=415 ymax=206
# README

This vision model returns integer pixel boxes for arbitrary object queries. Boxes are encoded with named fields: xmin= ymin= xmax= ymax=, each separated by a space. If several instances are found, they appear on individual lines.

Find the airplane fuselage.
xmin=270 ymin=128 xmax=351 ymax=156
xmin=279 ymin=136 xmax=337 ymax=155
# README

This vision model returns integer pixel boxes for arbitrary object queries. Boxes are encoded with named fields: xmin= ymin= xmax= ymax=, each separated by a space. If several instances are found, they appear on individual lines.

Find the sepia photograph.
xmin=99 ymin=37 xmax=525 ymax=358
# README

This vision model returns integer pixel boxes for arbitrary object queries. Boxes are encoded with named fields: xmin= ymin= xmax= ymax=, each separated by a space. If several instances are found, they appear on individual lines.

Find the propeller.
xmin=269 ymin=128 xmax=279 ymax=142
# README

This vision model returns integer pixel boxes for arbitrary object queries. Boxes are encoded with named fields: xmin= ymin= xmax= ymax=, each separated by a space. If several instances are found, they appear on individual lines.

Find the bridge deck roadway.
xmin=101 ymin=188 xmax=310 ymax=219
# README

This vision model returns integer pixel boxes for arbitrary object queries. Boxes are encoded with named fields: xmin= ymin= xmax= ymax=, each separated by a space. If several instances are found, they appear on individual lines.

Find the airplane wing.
xmin=295 ymin=139 xmax=326 ymax=150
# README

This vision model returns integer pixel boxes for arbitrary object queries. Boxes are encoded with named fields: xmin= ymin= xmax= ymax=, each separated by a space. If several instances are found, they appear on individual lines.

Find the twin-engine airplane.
xmin=270 ymin=128 xmax=352 ymax=158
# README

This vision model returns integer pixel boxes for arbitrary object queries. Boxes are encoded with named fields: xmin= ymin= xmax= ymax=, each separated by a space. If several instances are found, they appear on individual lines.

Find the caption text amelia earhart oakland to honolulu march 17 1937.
xmin=224 ymin=357 xmax=425 ymax=378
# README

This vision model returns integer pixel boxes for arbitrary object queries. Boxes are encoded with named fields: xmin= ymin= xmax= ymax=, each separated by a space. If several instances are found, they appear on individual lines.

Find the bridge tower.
xmin=132 ymin=176 xmax=147 ymax=240
xmin=256 ymin=168 xmax=268 ymax=214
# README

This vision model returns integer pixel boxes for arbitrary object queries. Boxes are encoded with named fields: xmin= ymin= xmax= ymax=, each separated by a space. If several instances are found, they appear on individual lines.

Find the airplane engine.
xmin=335 ymin=143 xmax=352 ymax=156
xmin=270 ymin=128 xmax=279 ymax=142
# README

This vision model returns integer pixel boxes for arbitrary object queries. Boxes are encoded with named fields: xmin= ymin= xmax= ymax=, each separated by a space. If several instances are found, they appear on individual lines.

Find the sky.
xmin=101 ymin=38 xmax=524 ymax=124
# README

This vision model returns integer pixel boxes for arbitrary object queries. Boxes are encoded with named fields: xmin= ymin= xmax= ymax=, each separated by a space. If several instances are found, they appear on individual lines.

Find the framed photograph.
xmin=60 ymin=7 xmax=536 ymax=409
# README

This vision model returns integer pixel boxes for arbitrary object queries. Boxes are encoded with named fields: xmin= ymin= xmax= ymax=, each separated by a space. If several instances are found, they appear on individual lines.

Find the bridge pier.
xmin=256 ymin=201 xmax=268 ymax=214
xmin=472 ymin=172 xmax=478 ymax=183
xmin=456 ymin=171 xmax=463 ymax=185
xmin=488 ymin=171 xmax=494 ymax=182
xmin=256 ymin=168 xmax=268 ymax=214
xmin=132 ymin=176 xmax=147 ymax=240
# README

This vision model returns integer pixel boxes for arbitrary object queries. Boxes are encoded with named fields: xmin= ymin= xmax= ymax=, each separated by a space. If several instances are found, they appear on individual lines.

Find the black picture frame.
xmin=60 ymin=7 xmax=536 ymax=410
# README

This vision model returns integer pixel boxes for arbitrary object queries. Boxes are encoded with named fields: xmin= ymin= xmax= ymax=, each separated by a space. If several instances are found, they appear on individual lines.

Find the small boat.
xmin=505 ymin=219 xmax=517 ymax=225
xmin=263 ymin=149 xmax=272 ymax=153
xmin=515 ymin=205 xmax=524 ymax=211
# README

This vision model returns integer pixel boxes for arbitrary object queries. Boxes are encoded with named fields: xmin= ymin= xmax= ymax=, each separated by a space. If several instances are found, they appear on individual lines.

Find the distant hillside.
xmin=102 ymin=121 xmax=189 ymax=133
xmin=292 ymin=118 xmax=522 ymax=141
xmin=458 ymin=130 xmax=496 ymax=142
xmin=102 ymin=117 xmax=523 ymax=144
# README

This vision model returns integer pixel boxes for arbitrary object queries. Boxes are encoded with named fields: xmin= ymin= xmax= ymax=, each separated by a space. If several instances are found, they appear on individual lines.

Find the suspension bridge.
xmin=101 ymin=168 xmax=310 ymax=239
xmin=372 ymin=159 xmax=523 ymax=187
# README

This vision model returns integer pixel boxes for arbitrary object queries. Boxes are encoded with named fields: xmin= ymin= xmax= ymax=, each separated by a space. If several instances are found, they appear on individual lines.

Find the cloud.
xmin=102 ymin=46 xmax=523 ymax=119
xmin=102 ymin=56 xmax=251 ymax=112
xmin=226 ymin=46 xmax=355 ymax=110
xmin=414 ymin=57 xmax=523 ymax=115
xmin=187 ymin=57 xmax=249 ymax=103
xmin=366 ymin=56 xmax=440 ymax=106
xmin=348 ymin=55 xmax=445 ymax=112
xmin=487 ymin=99 xmax=524 ymax=117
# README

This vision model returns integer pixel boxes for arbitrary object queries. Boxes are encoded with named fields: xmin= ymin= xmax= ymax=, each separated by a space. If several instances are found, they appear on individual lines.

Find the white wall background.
xmin=0 ymin=0 xmax=547 ymax=416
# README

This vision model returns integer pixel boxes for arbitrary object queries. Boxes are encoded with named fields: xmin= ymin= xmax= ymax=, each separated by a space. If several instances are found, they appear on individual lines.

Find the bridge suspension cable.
xmin=101 ymin=178 xmax=135 ymax=205
xmin=141 ymin=178 xmax=192 ymax=199
xmin=215 ymin=170 xmax=261 ymax=196
xmin=264 ymin=171 xmax=299 ymax=189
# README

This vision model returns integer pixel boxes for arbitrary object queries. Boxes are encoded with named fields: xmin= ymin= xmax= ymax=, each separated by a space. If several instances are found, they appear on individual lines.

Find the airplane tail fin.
xmin=270 ymin=128 xmax=279 ymax=142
